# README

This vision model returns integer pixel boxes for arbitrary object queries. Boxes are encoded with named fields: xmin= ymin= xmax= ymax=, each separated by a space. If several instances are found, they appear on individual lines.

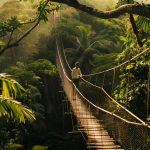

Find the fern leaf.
xmin=0 ymin=73 xmax=36 ymax=123
xmin=136 ymin=16 xmax=150 ymax=34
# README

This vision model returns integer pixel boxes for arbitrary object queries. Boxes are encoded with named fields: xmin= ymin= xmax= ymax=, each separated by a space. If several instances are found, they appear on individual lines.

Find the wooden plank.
xmin=87 ymin=134 xmax=109 ymax=136
xmin=87 ymin=148 xmax=122 ymax=150
xmin=88 ymin=138 xmax=114 ymax=141
xmin=87 ymin=145 xmax=121 ymax=148
xmin=88 ymin=137 xmax=114 ymax=141
xmin=88 ymin=140 xmax=115 ymax=143
xmin=87 ymin=142 xmax=117 ymax=146
xmin=78 ymin=117 xmax=96 ymax=119
xmin=79 ymin=128 xmax=104 ymax=131
xmin=82 ymin=124 xmax=102 ymax=127
xmin=69 ymin=93 xmax=123 ymax=150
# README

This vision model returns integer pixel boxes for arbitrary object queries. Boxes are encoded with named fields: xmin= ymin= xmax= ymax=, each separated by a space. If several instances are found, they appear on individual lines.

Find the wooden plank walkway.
xmin=70 ymin=96 xmax=124 ymax=150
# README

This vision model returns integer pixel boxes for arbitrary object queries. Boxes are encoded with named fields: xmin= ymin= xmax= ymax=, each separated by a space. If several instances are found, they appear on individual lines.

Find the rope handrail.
xmin=74 ymin=80 xmax=150 ymax=127
xmin=83 ymin=47 xmax=150 ymax=77
xmin=81 ymin=77 xmax=150 ymax=127
xmin=56 ymin=41 xmax=150 ymax=128
xmin=61 ymin=42 xmax=72 ymax=71
xmin=56 ymin=41 xmax=72 ymax=82
xmin=59 ymin=41 xmax=150 ymax=126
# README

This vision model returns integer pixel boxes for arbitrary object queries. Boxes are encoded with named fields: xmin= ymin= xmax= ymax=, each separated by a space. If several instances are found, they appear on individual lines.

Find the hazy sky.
xmin=0 ymin=0 xmax=11 ymax=6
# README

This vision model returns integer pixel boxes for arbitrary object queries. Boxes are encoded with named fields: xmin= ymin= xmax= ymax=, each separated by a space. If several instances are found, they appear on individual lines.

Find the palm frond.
xmin=136 ymin=16 xmax=150 ymax=34
xmin=76 ymin=25 xmax=90 ymax=49
xmin=0 ymin=73 xmax=35 ymax=123
xmin=0 ymin=73 xmax=25 ymax=99
xmin=0 ymin=97 xmax=35 ymax=123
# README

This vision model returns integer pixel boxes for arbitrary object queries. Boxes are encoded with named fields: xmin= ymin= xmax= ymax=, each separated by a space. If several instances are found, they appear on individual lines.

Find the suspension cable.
xmin=56 ymin=42 xmax=150 ymax=128
xmin=80 ymin=77 xmax=150 ymax=127
xmin=57 ymin=40 xmax=150 ymax=128
xmin=79 ymin=79 xmax=149 ymax=127
xmin=83 ymin=47 xmax=150 ymax=77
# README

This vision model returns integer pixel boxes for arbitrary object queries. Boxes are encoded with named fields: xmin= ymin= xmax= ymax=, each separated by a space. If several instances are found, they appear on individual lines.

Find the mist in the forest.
xmin=0 ymin=0 xmax=149 ymax=66
xmin=0 ymin=0 xmax=53 ymax=67
xmin=0 ymin=0 xmax=9 ymax=5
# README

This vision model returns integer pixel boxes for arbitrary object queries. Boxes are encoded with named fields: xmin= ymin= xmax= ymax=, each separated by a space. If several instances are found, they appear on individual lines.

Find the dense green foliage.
xmin=0 ymin=2 xmax=87 ymax=149
xmin=0 ymin=0 xmax=150 ymax=149
xmin=52 ymin=10 xmax=124 ymax=74
xmin=0 ymin=58 xmax=62 ymax=149
xmin=116 ymin=0 xmax=150 ymax=47
xmin=114 ymin=25 xmax=150 ymax=120
xmin=0 ymin=73 xmax=35 ymax=123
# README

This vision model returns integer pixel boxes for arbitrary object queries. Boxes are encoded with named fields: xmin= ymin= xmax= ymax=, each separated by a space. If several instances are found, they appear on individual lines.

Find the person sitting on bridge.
xmin=71 ymin=62 xmax=82 ymax=88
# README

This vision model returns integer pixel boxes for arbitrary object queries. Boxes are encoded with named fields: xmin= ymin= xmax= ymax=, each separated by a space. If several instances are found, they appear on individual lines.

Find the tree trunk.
xmin=129 ymin=14 xmax=143 ymax=47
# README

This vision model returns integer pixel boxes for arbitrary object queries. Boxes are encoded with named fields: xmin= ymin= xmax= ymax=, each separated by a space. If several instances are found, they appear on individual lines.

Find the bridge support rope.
xmin=56 ymin=41 xmax=150 ymax=150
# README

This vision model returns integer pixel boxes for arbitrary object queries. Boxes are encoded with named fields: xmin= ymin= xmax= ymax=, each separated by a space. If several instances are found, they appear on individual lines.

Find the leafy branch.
xmin=0 ymin=73 xmax=36 ymax=123
xmin=49 ymin=0 xmax=150 ymax=19
xmin=0 ymin=0 xmax=60 ymax=55
xmin=116 ymin=0 xmax=149 ymax=47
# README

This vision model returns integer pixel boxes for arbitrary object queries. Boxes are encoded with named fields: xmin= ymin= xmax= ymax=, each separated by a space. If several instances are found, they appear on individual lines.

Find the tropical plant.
xmin=0 ymin=73 xmax=35 ymax=123
xmin=116 ymin=0 xmax=150 ymax=47
xmin=28 ymin=59 xmax=57 ymax=76
xmin=0 ymin=0 xmax=60 ymax=56
xmin=114 ymin=25 xmax=150 ymax=120
xmin=136 ymin=16 xmax=150 ymax=40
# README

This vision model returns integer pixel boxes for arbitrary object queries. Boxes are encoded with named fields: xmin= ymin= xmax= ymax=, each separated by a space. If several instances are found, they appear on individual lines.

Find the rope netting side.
xmin=56 ymin=42 xmax=150 ymax=150
xmin=80 ymin=78 xmax=150 ymax=150
xmin=83 ymin=47 xmax=150 ymax=77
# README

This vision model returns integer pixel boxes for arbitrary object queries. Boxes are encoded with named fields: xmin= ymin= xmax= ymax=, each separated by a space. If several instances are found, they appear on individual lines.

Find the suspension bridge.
xmin=56 ymin=42 xmax=150 ymax=150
